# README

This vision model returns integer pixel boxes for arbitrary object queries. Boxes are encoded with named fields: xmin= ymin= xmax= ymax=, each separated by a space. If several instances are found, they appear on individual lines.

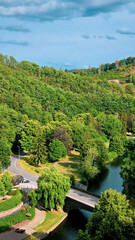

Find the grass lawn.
xmin=35 ymin=210 xmax=66 ymax=233
xmin=0 ymin=192 xmax=22 ymax=212
xmin=19 ymin=150 xmax=81 ymax=181
xmin=0 ymin=206 xmax=35 ymax=233
xmin=19 ymin=158 xmax=42 ymax=176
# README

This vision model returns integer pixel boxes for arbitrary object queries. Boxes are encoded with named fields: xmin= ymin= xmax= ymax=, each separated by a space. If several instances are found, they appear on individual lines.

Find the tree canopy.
xmin=120 ymin=150 xmax=135 ymax=198
xmin=35 ymin=167 xmax=70 ymax=210
xmin=77 ymin=189 xmax=135 ymax=240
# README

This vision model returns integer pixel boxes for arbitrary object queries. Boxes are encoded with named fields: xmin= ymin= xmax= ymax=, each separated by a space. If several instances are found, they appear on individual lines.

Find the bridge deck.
xmin=67 ymin=188 xmax=99 ymax=208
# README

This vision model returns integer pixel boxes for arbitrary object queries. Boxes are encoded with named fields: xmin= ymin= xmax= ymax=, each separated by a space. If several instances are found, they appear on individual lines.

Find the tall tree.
xmin=0 ymin=139 xmax=11 ymax=169
xmin=29 ymin=128 xmax=48 ymax=166
xmin=120 ymin=151 xmax=135 ymax=198
xmin=20 ymin=120 xmax=41 ymax=152
xmin=109 ymin=136 xmax=125 ymax=156
xmin=52 ymin=127 xmax=72 ymax=153
xmin=77 ymin=189 xmax=135 ymax=240
xmin=48 ymin=139 xmax=67 ymax=162
xmin=81 ymin=147 xmax=99 ymax=182
xmin=119 ymin=108 xmax=127 ymax=134
xmin=37 ymin=167 xmax=70 ymax=210
xmin=115 ymin=59 xmax=119 ymax=70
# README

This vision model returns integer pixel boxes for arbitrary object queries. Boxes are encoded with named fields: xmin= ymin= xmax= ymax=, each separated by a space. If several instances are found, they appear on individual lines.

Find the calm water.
xmin=88 ymin=158 xmax=123 ymax=195
xmin=46 ymin=158 xmax=123 ymax=240
xmin=46 ymin=210 xmax=92 ymax=240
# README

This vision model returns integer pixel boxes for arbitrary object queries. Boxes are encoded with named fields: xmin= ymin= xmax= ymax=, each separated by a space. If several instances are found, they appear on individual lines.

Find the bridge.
xmin=65 ymin=187 xmax=100 ymax=212
xmin=8 ymin=155 xmax=100 ymax=212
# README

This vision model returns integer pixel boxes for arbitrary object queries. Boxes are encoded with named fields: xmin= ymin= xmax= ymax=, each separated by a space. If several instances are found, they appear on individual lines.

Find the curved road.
xmin=8 ymin=155 xmax=38 ymax=187
xmin=8 ymin=155 xmax=99 ymax=208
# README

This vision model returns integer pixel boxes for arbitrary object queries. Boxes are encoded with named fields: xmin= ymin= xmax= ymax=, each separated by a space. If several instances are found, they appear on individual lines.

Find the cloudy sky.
xmin=0 ymin=0 xmax=135 ymax=69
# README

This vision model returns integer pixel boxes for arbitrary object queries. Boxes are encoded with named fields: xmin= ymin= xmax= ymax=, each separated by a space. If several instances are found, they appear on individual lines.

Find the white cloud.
xmin=117 ymin=28 xmax=135 ymax=35
xmin=0 ymin=0 xmax=134 ymax=21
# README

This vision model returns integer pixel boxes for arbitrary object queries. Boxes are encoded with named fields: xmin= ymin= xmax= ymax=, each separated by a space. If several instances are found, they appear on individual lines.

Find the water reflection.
xmin=46 ymin=209 xmax=92 ymax=240
xmin=88 ymin=157 xmax=123 ymax=195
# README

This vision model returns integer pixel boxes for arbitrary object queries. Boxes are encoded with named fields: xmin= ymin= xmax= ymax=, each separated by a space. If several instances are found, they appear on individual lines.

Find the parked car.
xmin=15 ymin=228 xmax=25 ymax=233
xmin=22 ymin=179 xmax=30 ymax=183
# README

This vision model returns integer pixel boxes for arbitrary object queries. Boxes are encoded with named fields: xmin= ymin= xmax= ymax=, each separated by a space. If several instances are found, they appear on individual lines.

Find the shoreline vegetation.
xmin=34 ymin=210 xmax=67 ymax=239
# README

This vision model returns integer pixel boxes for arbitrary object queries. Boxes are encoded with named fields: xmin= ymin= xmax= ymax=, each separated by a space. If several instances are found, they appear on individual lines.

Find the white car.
xmin=21 ymin=179 xmax=30 ymax=183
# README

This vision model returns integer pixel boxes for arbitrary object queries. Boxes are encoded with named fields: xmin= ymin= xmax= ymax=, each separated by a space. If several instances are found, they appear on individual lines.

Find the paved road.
xmin=8 ymin=155 xmax=38 ymax=187
xmin=67 ymin=188 xmax=99 ymax=208
xmin=8 ymin=155 xmax=99 ymax=208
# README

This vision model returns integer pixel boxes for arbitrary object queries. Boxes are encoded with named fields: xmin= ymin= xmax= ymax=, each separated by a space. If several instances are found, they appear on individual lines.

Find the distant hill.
xmin=0 ymin=53 xmax=135 ymax=165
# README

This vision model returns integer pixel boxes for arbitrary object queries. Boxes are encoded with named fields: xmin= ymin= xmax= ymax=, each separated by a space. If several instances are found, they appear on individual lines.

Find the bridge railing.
xmin=71 ymin=186 xmax=100 ymax=198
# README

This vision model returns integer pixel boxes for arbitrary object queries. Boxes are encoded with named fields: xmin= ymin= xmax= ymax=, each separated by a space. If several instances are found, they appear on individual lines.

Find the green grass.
xmin=0 ymin=206 xmax=35 ymax=233
xmin=35 ymin=211 xmax=66 ymax=232
xmin=19 ymin=150 xmax=81 ymax=181
xmin=0 ymin=192 xmax=23 ymax=212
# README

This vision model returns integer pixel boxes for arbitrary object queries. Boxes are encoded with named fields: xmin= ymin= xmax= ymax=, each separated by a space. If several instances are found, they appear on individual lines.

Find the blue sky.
xmin=0 ymin=0 xmax=135 ymax=69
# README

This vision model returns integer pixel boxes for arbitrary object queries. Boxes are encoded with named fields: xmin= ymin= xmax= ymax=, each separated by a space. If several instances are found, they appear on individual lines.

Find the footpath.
xmin=0 ymin=207 xmax=45 ymax=240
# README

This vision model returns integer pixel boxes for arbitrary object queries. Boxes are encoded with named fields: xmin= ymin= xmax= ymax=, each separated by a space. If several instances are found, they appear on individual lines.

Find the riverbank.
xmin=35 ymin=211 xmax=67 ymax=240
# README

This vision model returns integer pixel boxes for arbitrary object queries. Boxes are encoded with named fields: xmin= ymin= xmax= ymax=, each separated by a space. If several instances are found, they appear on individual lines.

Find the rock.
xmin=25 ymin=213 xmax=31 ymax=217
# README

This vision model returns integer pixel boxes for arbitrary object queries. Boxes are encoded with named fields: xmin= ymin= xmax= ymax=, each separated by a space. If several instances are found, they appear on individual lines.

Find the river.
xmin=46 ymin=157 xmax=123 ymax=240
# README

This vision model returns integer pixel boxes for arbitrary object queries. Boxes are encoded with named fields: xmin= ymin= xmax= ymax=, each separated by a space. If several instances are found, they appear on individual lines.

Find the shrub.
xmin=49 ymin=139 xmax=67 ymax=162
xmin=1 ymin=171 xmax=13 ymax=191
xmin=0 ymin=181 xmax=6 ymax=197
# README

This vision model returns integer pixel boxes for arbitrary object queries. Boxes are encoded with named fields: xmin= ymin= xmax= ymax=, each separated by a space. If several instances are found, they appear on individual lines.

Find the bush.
xmin=20 ymin=206 xmax=31 ymax=212
xmin=1 ymin=171 xmax=13 ymax=191
xmin=0 ymin=181 xmax=6 ymax=197
xmin=49 ymin=139 xmax=67 ymax=162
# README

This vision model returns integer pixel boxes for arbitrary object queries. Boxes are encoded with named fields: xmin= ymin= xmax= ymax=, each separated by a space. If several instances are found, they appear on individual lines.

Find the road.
xmin=8 ymin=155 xmax=99 ymax=208
xmin=8 ymin=155 xmax=38 ymax=187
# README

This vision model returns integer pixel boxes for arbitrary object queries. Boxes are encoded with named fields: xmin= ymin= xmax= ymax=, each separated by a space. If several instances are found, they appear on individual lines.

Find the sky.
xmin=0 ymin=0 xmax=135 ymax=70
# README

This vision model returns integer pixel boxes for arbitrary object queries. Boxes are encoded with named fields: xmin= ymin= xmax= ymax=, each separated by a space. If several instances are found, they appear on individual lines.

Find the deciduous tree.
xmin=37 ymin=167 xmax=70 ymax=210
xmin=77 ymin=189 xmax=135 ymax=240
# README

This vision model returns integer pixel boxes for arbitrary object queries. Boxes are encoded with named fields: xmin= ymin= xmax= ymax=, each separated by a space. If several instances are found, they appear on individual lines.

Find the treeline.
xmin=68 ymin=56 xmax=135 ymax=74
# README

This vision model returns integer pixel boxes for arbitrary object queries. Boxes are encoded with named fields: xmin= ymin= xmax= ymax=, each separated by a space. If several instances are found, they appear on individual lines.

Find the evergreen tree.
xmin=30 ymin=130 xmax=48 ymax=166
xmin=0 ymin=139 xmax=11 ymax=169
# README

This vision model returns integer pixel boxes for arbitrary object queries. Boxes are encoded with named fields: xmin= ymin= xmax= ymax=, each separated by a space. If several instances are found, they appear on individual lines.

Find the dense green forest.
xmin=0 ymin=53 xmax=135 ymax=190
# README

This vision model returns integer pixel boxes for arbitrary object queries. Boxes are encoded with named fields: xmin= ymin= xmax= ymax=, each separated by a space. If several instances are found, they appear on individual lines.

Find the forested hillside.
xmin=0 ymin=53 xmax=135 ymax=185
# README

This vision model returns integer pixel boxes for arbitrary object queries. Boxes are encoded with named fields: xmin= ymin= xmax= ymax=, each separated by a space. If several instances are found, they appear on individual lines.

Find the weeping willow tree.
xmin=37 ymin=167 xmax=70 ymax=210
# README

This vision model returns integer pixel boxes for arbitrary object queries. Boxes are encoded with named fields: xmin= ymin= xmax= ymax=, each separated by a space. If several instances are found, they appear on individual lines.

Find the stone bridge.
xmin=64 ymin=187 xmax=100 ymax=212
